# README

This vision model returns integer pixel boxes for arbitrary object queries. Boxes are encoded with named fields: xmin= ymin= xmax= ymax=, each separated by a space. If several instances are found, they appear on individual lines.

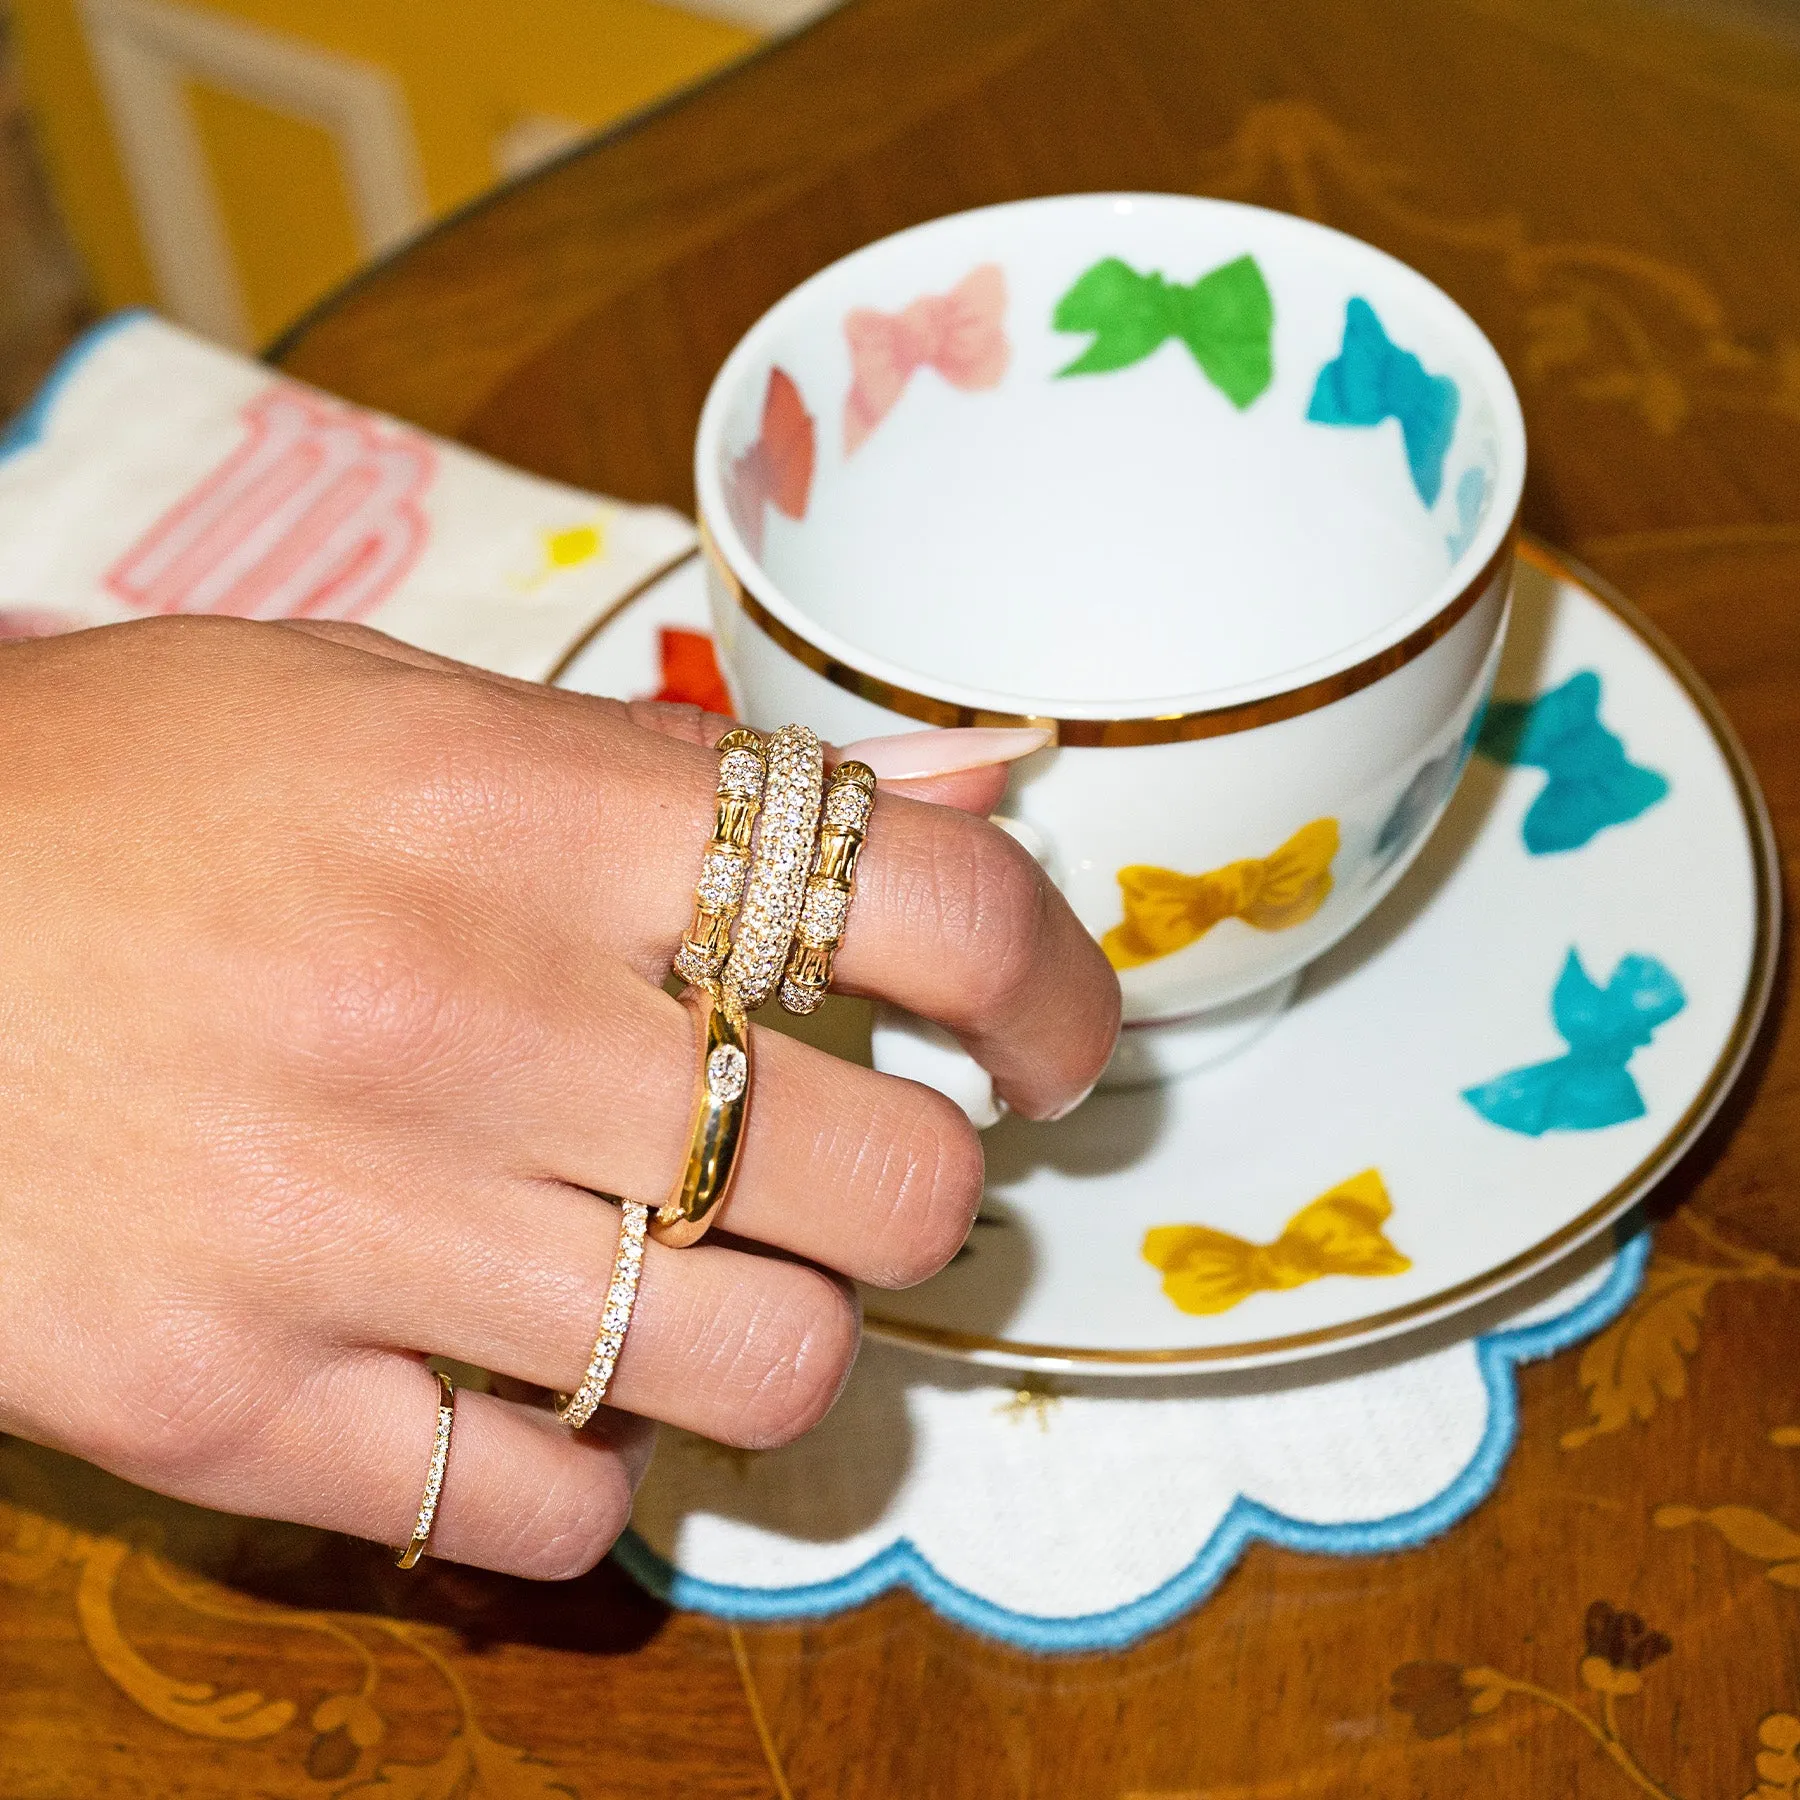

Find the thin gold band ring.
xmin=396 ymin=1369 xmax=456 ymax=1570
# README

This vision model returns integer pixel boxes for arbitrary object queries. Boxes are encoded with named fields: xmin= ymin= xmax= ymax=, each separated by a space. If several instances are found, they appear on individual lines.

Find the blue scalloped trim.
xmin=613 ymin=1226 xmax=1650 ymax=1652
xmin=0 ymin=309 xmax=153 ymax=464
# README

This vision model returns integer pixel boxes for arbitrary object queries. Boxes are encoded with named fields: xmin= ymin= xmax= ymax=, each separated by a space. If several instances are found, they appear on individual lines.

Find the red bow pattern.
xmin=843 ymin=263 xmax=1010 ymax=455
xmin=724 ymin=366 xmax=815 ymax=558
xmin=649 ymin=627 xmax=732 ymax=715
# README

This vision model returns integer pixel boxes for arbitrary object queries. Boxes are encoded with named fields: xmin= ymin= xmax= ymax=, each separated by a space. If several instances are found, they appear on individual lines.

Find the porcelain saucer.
xmin=559 ymin=538 xmax=1777 ymax=1375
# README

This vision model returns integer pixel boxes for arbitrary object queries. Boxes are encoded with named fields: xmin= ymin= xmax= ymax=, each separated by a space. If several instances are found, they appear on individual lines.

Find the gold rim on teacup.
xmin=699 ymin=512 xmax=1521 ymax=749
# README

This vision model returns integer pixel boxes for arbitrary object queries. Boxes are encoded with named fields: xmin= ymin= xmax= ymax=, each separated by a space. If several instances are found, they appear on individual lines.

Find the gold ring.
xmin=396 ymin=1369 xmax=456 ymax=1569
xmin=650 ymin=984 xmax=752 ymax=1248
xmin=721 ymin=724 xmax=823 ymax=1014
xmin=673 ymin=728 xmax=767 ymax=987
xmin=555 ymin=1198 xmax=649 ymax=1430
xmin=780 ymin=759 xmax=876 ymax=1015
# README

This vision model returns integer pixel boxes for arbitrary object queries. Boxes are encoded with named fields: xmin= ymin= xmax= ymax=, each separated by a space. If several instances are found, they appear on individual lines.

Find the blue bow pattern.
xmin=1446 ymin=465 xmax=1488 ymax=561
xmin=1370 ymin=699 xmax=1489 ymax=872
xmin=1475 ymin=670 xmax=1670 ymax=854
xmin=1307 ymin=298 xmax=1460 ymax=506
xmin=1463 ymin=950 xmax=1686 ymax=1135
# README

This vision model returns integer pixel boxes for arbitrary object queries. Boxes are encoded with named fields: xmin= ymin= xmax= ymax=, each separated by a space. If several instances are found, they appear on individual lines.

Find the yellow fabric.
xmin=1102 ymin=816 xmax=1340 ymax=970
xmin=1142 ymin=1169 xmax=1411 ymax=1316
xmin=12 ymin=0 xmax=761 ymax=343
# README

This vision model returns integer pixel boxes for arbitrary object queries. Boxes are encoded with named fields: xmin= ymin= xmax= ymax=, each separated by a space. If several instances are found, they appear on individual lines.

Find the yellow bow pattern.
xmin=1101 ymin=818 xmax=1340 ymax=970
xmin=1142 ymin=1168 xmax=1411 ymax=1316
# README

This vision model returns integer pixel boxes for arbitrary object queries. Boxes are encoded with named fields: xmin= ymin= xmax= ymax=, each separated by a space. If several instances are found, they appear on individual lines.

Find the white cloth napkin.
xmin=617 ymin=1236 xmax=1643 ymax=1650
xmin=0 ymin=311 xmax=695 ymax=676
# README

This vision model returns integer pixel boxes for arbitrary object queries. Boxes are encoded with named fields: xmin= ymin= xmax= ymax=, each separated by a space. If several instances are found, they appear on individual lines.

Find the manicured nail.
xmin=839 ymin=726 xmax=1053 ymax=781
xmin=1044 ymin=1077 xmax=1100 ymax=1123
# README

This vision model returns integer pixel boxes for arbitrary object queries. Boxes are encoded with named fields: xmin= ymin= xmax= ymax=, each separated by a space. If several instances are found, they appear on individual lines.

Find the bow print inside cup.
xmin=843 ymin=263 xmax=1010 ymax=455
xmin=694 ymin=194 xmax=1525 ymax=1124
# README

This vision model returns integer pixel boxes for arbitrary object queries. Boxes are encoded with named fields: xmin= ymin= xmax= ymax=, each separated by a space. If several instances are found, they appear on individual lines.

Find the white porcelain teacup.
xmin=694 ymin=194 xmax=1524 ymax=1114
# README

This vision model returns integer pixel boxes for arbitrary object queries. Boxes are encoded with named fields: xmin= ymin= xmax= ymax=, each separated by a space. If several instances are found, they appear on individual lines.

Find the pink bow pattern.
xmin=842 ymin=263 xmax=1010 ymax=454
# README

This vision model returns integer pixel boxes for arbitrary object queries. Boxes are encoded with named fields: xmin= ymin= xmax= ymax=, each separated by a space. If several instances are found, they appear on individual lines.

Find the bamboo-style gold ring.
xmin=674 ymin=728 xmax=767 ymax=987
xmin=649 ymin=984 xmax=753 ymax=1249
xmin=555 ymin=1198 xmax=649 ymax=1429
xmin=396 ymin=1370 xmax=456 ymax=1569
xmin=780 ymin=758 xmax=876 ymax=1015
xmin=721 ymin=724 xmax=823 ymax=1015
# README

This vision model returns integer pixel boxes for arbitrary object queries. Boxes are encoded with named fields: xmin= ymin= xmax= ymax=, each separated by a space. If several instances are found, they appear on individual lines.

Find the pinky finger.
xmin=297 ymin=1357 xmax=648 ymax=1579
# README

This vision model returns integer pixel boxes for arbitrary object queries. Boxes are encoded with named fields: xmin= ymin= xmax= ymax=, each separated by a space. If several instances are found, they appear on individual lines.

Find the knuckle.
xmin=82 ymin=1316 xmax=272 ymax=1493
xmin=714 ymin=1270 xmax=860 ymax=1449
xmin=280 ymin=617 xmax=394 ymax=655
xmin=624 ymin=698 xmax=737 ymax=748
xmin=275 ymin=911 xmax=476 ymax=1089
xmin=852 ymin=1090 xmax=985 ymax=1288
xmin=927 ymin=814 xmax=1046 ymax=1025
xmin=493 ymin=1448 xmax=633 ymax=1581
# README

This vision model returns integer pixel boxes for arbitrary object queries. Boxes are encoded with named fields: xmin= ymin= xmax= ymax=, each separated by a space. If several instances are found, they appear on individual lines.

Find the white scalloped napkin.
xmin=614 ymin=1241 xmax=1642 ymax=1650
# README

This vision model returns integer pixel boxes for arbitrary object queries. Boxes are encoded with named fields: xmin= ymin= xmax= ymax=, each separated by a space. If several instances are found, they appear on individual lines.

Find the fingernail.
xmin=840 ymin=726 xmax=1053 ymax=780
xmin=1044 ymin=1077 xmax=1100 ymax=1123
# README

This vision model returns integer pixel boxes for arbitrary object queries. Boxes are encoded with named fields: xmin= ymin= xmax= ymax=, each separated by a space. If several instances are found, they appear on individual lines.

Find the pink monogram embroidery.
xmin=842 ymin=263 xmax=1010 ymax=455
xmin=106 ymin=387 xmax=434 ymax=621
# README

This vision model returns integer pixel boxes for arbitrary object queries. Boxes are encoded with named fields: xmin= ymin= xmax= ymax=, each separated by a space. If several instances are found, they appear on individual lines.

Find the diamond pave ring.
xmin=720 ymin=723 xmax=824 ymax=1016
xmin=396 ymin=1369 xmax=458 ymax=1568
xmin=555 ymin=1198 xmax=650 ymax=1429
xmin=780 ymin=758 xmax=875 ymax=1015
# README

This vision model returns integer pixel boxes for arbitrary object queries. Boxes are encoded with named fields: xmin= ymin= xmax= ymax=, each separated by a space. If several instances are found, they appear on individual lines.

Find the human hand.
xmin=0 ymin=616 xmax=1118 ymax=1578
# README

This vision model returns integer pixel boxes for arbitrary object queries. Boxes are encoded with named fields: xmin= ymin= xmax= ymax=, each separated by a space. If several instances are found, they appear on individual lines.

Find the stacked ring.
xmin=780 ymin=759 xmax=876 ymax=1015
xmin=721 ymin=724 xmax=824 ymax=1016
xmin=673 ymin=728 xmax=767 ymax=988
xmin=556 ymin=1198 xmax=650 ymax=1428
xmin=396 ymin=1370 xmax=457 ymax=1569
xmin=650 ymin=984 xmax=753 ymax=1248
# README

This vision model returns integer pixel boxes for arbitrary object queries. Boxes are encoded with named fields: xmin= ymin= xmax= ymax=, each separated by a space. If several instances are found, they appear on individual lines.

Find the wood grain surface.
xmin=6 ymin=0 xmax=1800 ymax=1794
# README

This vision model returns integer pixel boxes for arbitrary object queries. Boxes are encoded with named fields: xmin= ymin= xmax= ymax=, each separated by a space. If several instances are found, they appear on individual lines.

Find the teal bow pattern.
xmin=1051 ymin=254 xmax=1274 ymax=407
xmin=1307 ymin=298 xmax=1459 ymax=506
xmin=1370 ymin=699 xmax=1488 ymax=872
xmin=1475 ymin=670 xmax=1669 ymax=854
xmin=1463 ymin=950 xmax=1685 ymax=1135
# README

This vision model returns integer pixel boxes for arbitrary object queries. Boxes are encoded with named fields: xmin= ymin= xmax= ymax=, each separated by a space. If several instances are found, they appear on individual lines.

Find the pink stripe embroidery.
xmin=106 ymin=387 xmax=435 ymax=622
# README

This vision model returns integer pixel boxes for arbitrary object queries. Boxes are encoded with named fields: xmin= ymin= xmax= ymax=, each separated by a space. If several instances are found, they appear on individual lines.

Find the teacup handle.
xmin=869 ymin=1006 xmax=1006 ymax=1129
xmin=868 ymin=813 xmax=1048 ymax=1129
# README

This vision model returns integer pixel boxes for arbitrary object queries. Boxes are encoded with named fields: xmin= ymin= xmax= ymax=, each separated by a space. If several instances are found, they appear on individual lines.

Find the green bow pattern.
xmin=1051 ymin=253 xmax=1274 ymax=406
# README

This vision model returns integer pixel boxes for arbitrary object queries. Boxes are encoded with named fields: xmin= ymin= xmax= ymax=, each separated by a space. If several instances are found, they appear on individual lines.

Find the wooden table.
xmin=6 ymin=0 xmax=1800 ymax=1793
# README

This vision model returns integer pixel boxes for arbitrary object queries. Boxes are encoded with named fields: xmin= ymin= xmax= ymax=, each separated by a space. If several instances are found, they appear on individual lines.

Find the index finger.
xmin=829 ymin=787 xmax=1120 ymax=1119
xmin=610 ymin=700 xmax=1119 ymax=1118
xmin=291 ymin=638 xmax=1118 ymax=1121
